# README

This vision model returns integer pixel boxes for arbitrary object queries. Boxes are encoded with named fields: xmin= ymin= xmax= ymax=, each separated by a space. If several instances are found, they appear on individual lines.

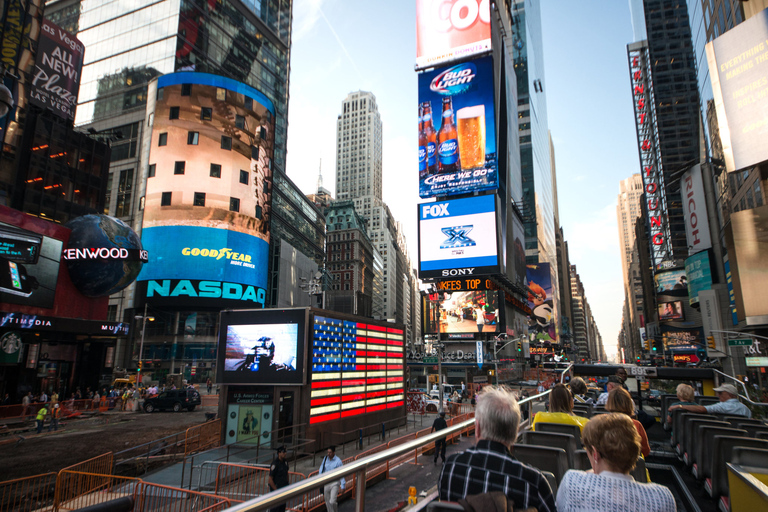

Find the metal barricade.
xmin=212 ymin=464 xmax=304 ymax=510
xmin=0 ymin=472 xmax=56 ymax=512
xmin=185 ymin=419 xmax=222 ymax=456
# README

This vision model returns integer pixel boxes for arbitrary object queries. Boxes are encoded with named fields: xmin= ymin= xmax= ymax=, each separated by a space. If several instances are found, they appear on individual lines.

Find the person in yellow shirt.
xmin=532 ymin=383 xmax=589 ymax=432
xmin=36 ymin=404 xmax=48 ymax=434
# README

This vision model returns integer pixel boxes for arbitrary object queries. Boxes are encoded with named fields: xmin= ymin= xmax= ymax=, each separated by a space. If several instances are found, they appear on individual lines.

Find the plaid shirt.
xmin=439 ymin=440 xmax=556 ymax=512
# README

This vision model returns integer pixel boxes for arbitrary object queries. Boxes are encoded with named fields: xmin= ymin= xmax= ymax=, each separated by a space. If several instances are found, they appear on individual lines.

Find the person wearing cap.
xmin=431 ymin=409 xmax=448 ymax=463
xmin=669 ymin=383 xmax=751 ymax=418
xmin=268 ymin=446 xmax=290 ymax=512
xmin=49 ymin=403 xmax=61 ymax=432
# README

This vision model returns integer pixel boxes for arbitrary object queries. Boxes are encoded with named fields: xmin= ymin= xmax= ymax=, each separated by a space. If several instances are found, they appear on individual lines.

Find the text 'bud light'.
xmin=430 ymin=62 xmax=477 ymax=95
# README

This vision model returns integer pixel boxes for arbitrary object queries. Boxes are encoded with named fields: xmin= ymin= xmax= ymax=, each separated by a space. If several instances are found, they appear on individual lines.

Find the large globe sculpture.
xmin=64 ymin=215 xmax=145 ymax=297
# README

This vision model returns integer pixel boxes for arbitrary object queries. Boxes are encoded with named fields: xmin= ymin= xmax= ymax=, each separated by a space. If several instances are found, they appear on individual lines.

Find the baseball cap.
xmin=54 ymin=404 xmax=59 ymax=408
xmin=713 ymin=383 xmax=739 ymax=395
xmin=276 ymin=445 xmax=286 ymax=453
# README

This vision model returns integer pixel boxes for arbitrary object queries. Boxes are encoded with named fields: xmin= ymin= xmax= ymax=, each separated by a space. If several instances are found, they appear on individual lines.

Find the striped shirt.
xmin=556 ymin=470 xmax=676 ymax=512
xmin=439 ymin=440 xmax=556 ymax=512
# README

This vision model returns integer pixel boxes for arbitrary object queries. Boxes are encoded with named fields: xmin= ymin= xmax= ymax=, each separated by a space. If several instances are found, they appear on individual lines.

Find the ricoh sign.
xmin=628 ymin=42 xmax=673 ymax=265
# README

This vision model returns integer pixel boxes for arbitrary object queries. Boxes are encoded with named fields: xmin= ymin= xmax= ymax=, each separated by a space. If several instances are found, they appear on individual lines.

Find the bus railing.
xmin=219 ymin=390 xmax=549 ymax=512
xmin=712 ymin=368 xmax=768 ymax=407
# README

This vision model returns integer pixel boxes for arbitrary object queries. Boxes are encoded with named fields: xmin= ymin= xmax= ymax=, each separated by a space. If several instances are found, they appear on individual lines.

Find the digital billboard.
xmin=29 ymin=19 xmax=84 ymax=121
xmin=527 ymin=263 xmax=556 ymax=343
xmin=706 ymin=7 xmax=768 ymax=173
xmin=415 ymin=0 xmax=491 ymax=70
xmin=654 ymin=269 xmax=688 ymax=296
xmin=685 ymin=250 xmax=713 ymax=305
xmin=138 ymin=73 xmax=274 ymax=308
xmin=724 ymin=204 xmax=768 ymax=325
xmin=422 ymin=290 xmax=500 ymax=334
xmin=418 ymin=56 xmax=497 ymax=198
xmin=658 ymin=301 xmax=684 ymax=321
xmin=308 ymin=314 xmax=404 ymax=424
xmin=680 ymin=165 xmax=712 ymax=254
xmin=217 ymin=308 xmax=307 ymax=386
xmin=418 ymin=194 xmax=499 ymax=279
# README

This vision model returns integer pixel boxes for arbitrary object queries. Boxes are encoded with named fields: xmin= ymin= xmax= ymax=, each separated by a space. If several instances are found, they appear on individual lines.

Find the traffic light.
xmin=645 ymin=338 xmax=652 ymax=351
xmin=517 ymin=341 xmax=522 ymax=352
xmin=708 ymin=336 xmax=716 ymax=349
xmin=137 ymin=361 xmax=142 ymax=372
xmin=652 ymin=341 xmax=657 ymax=352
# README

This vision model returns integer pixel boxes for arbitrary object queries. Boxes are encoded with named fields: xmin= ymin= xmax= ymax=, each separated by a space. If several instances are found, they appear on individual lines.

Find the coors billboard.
xmin=30 ymin=19 xmax=84 ymax=121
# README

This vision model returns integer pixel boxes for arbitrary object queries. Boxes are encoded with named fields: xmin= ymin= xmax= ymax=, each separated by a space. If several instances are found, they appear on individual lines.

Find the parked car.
xmin=647 ymin=389 xmax=662 ymax=404
xmin=143 ymin=388 xmax=201 ymax=413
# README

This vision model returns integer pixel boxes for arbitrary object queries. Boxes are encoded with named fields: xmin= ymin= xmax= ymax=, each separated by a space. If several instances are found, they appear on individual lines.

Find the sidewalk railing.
xmin=0 ymin=472 xmax=56 ymax=512
xmin=185 ymin=419 xmax=222 ymax=456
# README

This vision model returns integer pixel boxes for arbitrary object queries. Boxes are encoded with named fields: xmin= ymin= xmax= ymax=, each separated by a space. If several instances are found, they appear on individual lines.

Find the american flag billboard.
xmin=309 ymin=315 xmax=405 ymax=424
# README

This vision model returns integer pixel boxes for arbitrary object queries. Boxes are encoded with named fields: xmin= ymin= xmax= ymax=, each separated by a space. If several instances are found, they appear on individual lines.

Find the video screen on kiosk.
xmin=217 ymin=309 xmax=306 ymax=385
xmin=658 ymin=301 xmax=684 ymax=321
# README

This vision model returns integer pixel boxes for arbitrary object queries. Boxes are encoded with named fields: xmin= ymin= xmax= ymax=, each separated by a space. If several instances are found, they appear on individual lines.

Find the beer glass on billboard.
xmin=457 ymin=105 xmax=485 ymax=169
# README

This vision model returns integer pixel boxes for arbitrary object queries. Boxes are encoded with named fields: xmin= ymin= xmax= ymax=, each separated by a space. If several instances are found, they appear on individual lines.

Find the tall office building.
xmin=616 ymin=174 xmax=644 ymax=292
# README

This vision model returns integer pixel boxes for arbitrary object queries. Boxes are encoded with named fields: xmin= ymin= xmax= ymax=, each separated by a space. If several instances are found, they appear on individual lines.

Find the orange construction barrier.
xmin=0 ymin=472 xmax=56 ymax=512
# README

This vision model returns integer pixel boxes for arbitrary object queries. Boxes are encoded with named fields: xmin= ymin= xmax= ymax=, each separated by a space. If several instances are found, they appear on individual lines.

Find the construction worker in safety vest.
xmin=49 ymin=403 xmax=61 ymax=432
xmin=36 ymin=404 xmax=48 ymax=434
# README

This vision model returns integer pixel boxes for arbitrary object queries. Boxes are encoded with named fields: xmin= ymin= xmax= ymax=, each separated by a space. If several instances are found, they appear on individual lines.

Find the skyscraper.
xmin=616 ymin=174 xmax=644 ymax=292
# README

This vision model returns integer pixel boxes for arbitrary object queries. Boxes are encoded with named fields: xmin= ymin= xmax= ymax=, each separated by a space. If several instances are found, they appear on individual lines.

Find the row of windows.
xmin=158 ymin=131 xmax=261 ymax=159
xmin=159 ymin=191 xmax=245 ymax=214
xmin=149 ymin=162 xmax=251 ymax=185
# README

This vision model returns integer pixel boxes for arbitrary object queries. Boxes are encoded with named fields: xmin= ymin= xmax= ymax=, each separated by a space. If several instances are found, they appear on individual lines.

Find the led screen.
xmin=422 ymin=290 xmax=500 ymax=334
xmin=138 ymin=72 xmax=274 ymax=308
xmin=0 ymin=220 xmax=60 ymax=309
xmin=527 ymin=263 xmax=556 ymax=343
xmin=658 ymin=301 xmax=684 ymax=321
xmin=217 ymin=308 xmax=306 ymax=385
xmin=415 ymin=0 xmax=491 ymax=69
xmin=418 ymin=56 xmax=497 ymax=198
xmin=308 ymin=315 xmax=404 ymax=425
xmin=685 ymin=250 xmax=713 ymax=305
xmin=418 ymin=194 xmax=499 ymax=279
xmin=654 ymin=269 xmax=688 ymax=296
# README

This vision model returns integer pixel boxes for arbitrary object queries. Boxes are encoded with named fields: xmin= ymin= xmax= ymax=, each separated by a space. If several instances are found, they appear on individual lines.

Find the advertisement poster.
xmin=654 ymin=269 xmax=688 ymax=295
xmin=30 ymin=19 xmax=84 ymax=121
xmin=526 ymin=263 xmax=556 ymax=343
xmin=418 ymin=55 xmax=497 ymax=198
xmin=415 ymin=0 xmax=491 ymax=69
xmin=225 ymin=403 xmax=273 ymax=445
xmin=725 ymin=204 xmax=768 ymax=323
xmin=418 ymin=194 xmax=499 ymax=279
xmin=422 ymin=290 xmax=500 ymax=334
xmin=706 ymin=7 xmax=768 ymax=173
xmin=685 ymin=250 xmax=713 ymax=305
xmin=658 ymin=301 xmax=684 ymax=321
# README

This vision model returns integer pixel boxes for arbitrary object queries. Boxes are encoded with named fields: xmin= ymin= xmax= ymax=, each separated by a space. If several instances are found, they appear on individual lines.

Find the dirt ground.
xmin=0 ymin=409 xmax=213 ymax=482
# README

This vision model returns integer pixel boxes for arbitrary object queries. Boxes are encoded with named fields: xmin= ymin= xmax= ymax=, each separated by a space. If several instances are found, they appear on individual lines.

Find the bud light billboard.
xmin=418 ymin=194 xmax=500 ymax=279
xmin=415 ymin=0 xmax=491 ymax=69
xmin=418 ymin=55 xmax=497 ymax=199
xmin=527 ymin=263 xmax=557 ymax=343
xmin=137 ymin=73 xmax=274 ymax=308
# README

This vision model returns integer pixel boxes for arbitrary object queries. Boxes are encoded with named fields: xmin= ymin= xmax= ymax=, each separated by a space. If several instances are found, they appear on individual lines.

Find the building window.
xmin=230 ymin=197 xmax=240 ymax=212
xmin=181 ymin=83 xmax=192 ymax=96
xmin=158 ymin=133 xmax=168 ymax=146
xmin=210 ymin=164 xmax=221 ymax=178
xmin=169 ymin=106 xmax=180 ymax=119
xmin=115 ymin=169 xmax=133 ymax=217
xmin=216 ymin=88 xmax=226 ymax=101
xmin=244 ymin=97 xmax=253 ymax=110
xmin=255 ymin=205 xmax=262 ymax=219
xmin=174 ymin=161 xmax=185 ymax=175
xmin=107 ymin=305 xmax=118 ymax=322
xmin=193 ymin=192 xmax=206 ymax=206
xmin=235 ymin=115 xmax=245 ymax=129
xmin=240 ymin=170 xmax=248 ymax=184
xmin=221 ymin=136 xmax=232 ymax=150
xmin=156 ymin=88 xmax=164 ymax=101
xmin=161 ymin=192 xmax=172 ymax=206
xmin=187 ymin=131 xmax=199 ymax=145
xmin=201 ymin=107 xmax=212 ymax=121
xmin=148 ymin=164 xmax=156 ymax=178
xmin=251 ymin=145 xmax=259 ymax=160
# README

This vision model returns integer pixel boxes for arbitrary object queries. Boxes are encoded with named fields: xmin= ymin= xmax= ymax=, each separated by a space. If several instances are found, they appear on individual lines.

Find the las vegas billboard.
xmin=418 ymin=194 xmax=499 ymax=279
xmin=415 ymin=0 xmax=491 ymax=70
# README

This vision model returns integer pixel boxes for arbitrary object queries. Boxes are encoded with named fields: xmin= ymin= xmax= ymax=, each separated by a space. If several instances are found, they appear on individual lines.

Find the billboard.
xmin=29 ymin=19 xmax=84 ymax=121
xmin=527 ymin=263 xmax=556 ymax=343
xmin=685 ymin=250 xmax=713 ymax=305
xmin=415 ymin=0 xmax=491 ymax=70
xmin=418 ymin=56 xmax=497 ymax=198
xmin=724 ymin=204 xmax=768 ymax=325
xmin=680 ymin=165 xmax=712 ymax=254
xmin=418 ymin=194 xmax=499 ymax=279
xmin=138 ymin=73 xmax=274 ymax=308
xmin=661 ymin=325 xmax=703 ymax=350
xmin=654 ymin=269 xmax=688 ymax=296
xmin=422 ymin=290 xmax=500 ymax=334
xmin=217 ymin=308 xmax=307 ymax=386
xmin=658 ymin=301 xmax=684 ymax=321
xmin=706 ymin=7 xmax=768 ymax=173
xmin=308 ymin=314 xmax=404 ymax=424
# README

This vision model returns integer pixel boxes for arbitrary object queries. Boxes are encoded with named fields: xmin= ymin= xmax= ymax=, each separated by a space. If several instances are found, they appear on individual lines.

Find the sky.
xmin=284 ymin=0 xmax=642 ymax=361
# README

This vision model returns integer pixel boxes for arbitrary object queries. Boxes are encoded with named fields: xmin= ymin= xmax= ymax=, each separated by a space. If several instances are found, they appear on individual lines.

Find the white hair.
xmin=476 ymin=387 xmax=521 ymax=446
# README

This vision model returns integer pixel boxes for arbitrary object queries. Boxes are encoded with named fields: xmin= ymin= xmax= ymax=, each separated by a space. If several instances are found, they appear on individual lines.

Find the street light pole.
xmin=138 ymin=303 xmax=148 ymax=384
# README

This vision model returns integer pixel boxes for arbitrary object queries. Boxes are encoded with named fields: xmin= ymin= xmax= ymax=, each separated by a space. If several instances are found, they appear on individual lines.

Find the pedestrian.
xmin=51 ymin=391 xmax=59 ymax=407
xmin=318 ymin=446 xmax=345 ymax=512
xmin=75 ymin=387 xmax=82 ymax=400
xmin=474 ymin=304 xmax=486 ymax=333
xmin=22 ymin=392 xmax=31 ymax=419
xmin=268 ymin=446 xmax=290 ymax=512
xmin=2 ymin=393 xmax=9 ymax=405
xmin=438 ymin=387 xmax=556 ymax=511
xmin=432 ymin=410 xmax=448 ymax=464
xmin=39 ymin=390 xmax=48 ymax=404
xmin=48 ymin=403 xmax=61 ymax=432
xmin=36 ymin=404 xmax=48 ymax=434
xmin=206 ymin=378 xmax=212 ymax=394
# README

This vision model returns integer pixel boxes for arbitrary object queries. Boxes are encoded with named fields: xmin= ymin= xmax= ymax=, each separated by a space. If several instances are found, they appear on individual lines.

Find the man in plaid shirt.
xmin=439 ymin=387 xmax=556 ymax=512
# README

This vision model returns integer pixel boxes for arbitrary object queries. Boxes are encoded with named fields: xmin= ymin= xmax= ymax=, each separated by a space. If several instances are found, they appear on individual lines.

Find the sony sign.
xmin=680 ymin=165 xmax=712 ymax=254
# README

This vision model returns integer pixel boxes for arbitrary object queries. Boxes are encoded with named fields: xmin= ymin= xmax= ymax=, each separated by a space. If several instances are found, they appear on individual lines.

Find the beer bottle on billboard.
xmin=438 ymin=96 xmax=461 ymax=173
xmin=422 ymin=101 xmax=438 ymax=175
xmin=418 ymin=105 xmax=428 ymax=179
